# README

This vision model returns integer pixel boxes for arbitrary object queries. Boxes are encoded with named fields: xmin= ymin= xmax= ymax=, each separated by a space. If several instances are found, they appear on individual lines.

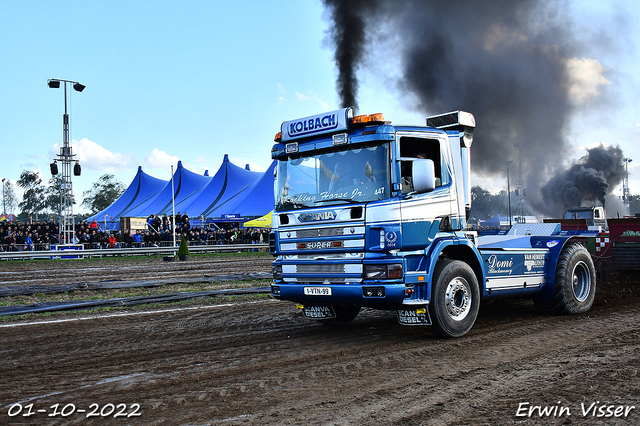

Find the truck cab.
xmin=269 ymin=108 xmax=596 ymax=337
xmin=564 ymin=206 xmax=607 ymax=231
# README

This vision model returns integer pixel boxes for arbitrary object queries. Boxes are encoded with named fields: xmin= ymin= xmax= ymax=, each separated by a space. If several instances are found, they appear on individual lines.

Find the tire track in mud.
xmin=1 ymin=296 xmax=639 ymax=425
xmin=178 ymin=301 xmax=640 ymax=425
xmin=151 ymin=302 xmax=634 ymax=423
xmin=259 ymin=304 xmax=640 ymax=426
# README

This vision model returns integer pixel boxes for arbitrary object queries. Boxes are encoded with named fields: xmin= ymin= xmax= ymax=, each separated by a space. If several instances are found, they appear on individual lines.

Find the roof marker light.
xmin=351 ymin=113 xmax=385 ymax=127
xmin=368 ymin=113 xmax=385 ymax=123
xmin=351 ymin=114 xmax=370 ymax=125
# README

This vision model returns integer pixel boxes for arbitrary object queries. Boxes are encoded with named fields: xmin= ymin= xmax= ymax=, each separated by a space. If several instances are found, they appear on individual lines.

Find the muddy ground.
xmin=1 ymin=255 xmax=639 ymax=425
xmin=0 ymin=252 xmax=274 ymax=288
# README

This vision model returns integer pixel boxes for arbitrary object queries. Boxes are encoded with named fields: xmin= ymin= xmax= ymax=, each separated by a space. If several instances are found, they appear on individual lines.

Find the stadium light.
xmin=48 ymin=79 xmax=86 ymax=245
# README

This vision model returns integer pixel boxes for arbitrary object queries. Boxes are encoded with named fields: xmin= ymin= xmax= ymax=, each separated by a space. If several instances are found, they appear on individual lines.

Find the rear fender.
xmin=530 ymin=236 xmax=574 ymax=301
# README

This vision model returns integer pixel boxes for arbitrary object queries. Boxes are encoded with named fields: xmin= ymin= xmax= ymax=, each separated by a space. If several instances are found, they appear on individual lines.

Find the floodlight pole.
xmin=514 ymin=143 xmax=525 ymax=224
xmin=48 ymin=79 xmax=85 ymax=245
xmin=171 ymin=165 xmax=176 ymax=248
xmin=2 ymin=178 xmax=6 ymax=215
xmin=506 ymin=160 xmax=513 ymax=228
xmin=623 ymin=158 xmax=632 ymax=210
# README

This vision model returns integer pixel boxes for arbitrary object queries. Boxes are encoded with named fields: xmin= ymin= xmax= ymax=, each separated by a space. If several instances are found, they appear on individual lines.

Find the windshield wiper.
xmin=315 ymin=198 xmax=360 ymax=204
xmin=277 ymin=201 xmax=308 ymax=210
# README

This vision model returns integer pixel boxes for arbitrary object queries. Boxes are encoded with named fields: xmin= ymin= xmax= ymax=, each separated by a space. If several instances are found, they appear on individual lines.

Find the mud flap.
xmin=302 ymin=305 xmax=336 ymax=319
xmin=397 ymin=307 xmax=432 ymax=326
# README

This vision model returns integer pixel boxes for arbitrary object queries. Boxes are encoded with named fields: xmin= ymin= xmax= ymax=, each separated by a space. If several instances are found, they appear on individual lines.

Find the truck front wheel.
xmin=535 ymin=242 xmax=596 ymax=315
xmin=429 ymin=260 xmax=480 ymax=338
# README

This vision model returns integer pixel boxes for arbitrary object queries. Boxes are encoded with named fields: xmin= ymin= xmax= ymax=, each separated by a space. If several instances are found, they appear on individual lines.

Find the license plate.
xmin=304 ymin=286 xmax=332 ymax=296
xmin=397 ymin=308 xmax=432 ymax=326
xmin=302 ymin=305 xmax=336 ymax=319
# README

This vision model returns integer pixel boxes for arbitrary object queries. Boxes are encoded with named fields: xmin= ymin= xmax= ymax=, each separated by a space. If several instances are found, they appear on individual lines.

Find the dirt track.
xmin=0 ymin=253 xmax=274 ymax=288
xmin=1 ymin=256 xmax=639 ymax=425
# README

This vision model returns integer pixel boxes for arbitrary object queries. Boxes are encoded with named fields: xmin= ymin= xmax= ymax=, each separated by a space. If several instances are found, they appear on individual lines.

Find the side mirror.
xmin=413 ymin=159 xmax=436 ymax=193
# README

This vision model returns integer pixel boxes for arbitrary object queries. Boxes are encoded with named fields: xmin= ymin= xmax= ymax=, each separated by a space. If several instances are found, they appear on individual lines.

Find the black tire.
xmin=320 ymin=304 xmax=361 ymax=325
xmin=534 ymin=242 xmax=596 ymax=315
xmin=428 ymin=260 xmax=480 ymax=338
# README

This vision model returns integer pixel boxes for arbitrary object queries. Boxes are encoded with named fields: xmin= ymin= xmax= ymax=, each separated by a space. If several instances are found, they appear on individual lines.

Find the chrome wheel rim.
xmin=445 ymin=278 xmax=471 ymax=321
xmin=572 ymin=260 xmax=591 ymax=302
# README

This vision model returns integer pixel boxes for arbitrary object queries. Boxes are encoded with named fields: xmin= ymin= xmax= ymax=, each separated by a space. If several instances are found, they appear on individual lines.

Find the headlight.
xmin=272 ymin=264 xmax=283 ymax=280
xmin=364 ymin=264 xmax=402 ymax=279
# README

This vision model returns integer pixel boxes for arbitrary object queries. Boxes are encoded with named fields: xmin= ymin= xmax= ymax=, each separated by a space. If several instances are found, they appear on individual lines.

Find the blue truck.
xmin=268 ymin=107 xmax=596 ymax=337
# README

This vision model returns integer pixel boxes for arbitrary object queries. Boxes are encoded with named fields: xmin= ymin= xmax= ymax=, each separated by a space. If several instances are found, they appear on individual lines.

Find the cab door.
xmin=397 ymin=133 xmax=456 ymax=250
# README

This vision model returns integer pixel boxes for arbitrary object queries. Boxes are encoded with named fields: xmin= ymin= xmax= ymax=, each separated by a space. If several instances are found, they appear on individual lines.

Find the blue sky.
xmin=1 ymin=0 xmax=639 ymax=214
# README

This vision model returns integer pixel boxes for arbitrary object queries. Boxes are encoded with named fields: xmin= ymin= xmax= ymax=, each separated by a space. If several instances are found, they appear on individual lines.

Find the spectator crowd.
xmin=1 ymin=212 xmax=269 ymax=252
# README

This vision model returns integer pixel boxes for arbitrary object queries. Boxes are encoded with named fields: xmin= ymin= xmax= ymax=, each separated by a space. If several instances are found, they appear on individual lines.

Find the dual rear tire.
xmin=534 ymin=242 xmax=596 ymax=315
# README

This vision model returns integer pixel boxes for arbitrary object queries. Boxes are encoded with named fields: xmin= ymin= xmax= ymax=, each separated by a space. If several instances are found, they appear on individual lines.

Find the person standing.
xmin=25 ymin=233 xmax=34 ymax=251
xmin=15 ymin=231 xmax=25 ymax=252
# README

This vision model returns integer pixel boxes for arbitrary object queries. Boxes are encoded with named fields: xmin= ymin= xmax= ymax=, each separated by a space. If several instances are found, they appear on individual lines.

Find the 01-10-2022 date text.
xmin=7 ymin=402 xmax=141 ymax=418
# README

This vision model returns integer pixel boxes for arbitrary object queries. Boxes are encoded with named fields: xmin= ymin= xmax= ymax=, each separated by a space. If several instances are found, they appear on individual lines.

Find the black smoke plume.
xmin=540 ymin=145 xmax=626 ymax=216
xmin=323 ymin=0 xmax=380 ymax=112
xmin=321 ymin=0 xmax=624 ymax=215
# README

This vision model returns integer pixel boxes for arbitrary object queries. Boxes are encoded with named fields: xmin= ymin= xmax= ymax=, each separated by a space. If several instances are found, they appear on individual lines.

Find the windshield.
xmin=275 ymin=142 xmax=390 ymax=211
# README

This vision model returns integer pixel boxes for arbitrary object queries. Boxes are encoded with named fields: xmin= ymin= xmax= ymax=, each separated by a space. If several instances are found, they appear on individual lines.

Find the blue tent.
xmin=88 ymin=166 xmax=167 ymax=230
xmin=179 ymin=154 xmax=263 ymax=219
xmin=119 ymin=160 xmax=213 ymax=218
xmin=206 ymin=160 xmax=276 ymax=218
xmin=479 ymin=214 xmax=509 ymax=228
xmin=87 ymin=155 xmax=275 ymax=230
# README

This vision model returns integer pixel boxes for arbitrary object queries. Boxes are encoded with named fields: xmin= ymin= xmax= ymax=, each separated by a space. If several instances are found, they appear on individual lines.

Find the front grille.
xmin=295 ymin=228 xmax=346 ymax=238
xmin=296 ymin=264 xmax=345 ymax=273
xmin=268 ymin=232 xmax=276 ymax=253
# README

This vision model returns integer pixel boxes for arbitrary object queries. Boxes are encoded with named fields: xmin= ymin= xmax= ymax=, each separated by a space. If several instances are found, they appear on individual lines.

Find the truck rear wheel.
xmin=320 ymin=304 xmax=361 ymax=325
xmin=429 ymin=260 xmax=480 ymax=338
xmin=534 ymin=242 xmax=596 ymax=315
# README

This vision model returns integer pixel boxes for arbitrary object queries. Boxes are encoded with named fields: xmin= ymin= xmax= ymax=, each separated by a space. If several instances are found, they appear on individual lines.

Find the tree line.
xmin=469 ymin=185 xmax=640 ymax=222
xmin=1 ymin=171 xmax=125 ymax=220
xmin=3 ymin=175 xmax=638 ymax=223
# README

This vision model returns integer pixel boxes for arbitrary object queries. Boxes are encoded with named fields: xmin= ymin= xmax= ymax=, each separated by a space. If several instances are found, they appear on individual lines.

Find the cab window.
xmin=399 ymin=137 xmax=445 ymax=193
